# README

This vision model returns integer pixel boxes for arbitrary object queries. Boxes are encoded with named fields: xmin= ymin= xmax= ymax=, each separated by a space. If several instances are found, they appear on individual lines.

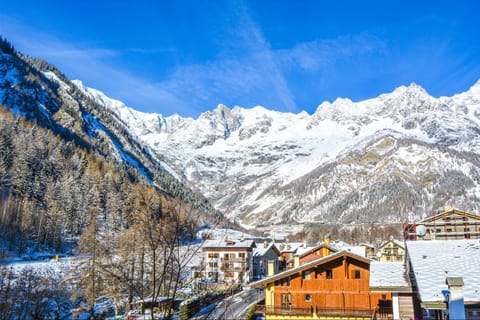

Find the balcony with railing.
xmin=220 ymin=257 xmax=246 ymax=263
xmin=255 ymin=305 xmax=393 ymax=319
xmin=221 ymin=264 xmax=246 ymax=272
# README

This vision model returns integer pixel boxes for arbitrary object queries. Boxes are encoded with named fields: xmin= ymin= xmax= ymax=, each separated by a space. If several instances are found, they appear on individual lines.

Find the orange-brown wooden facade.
xmin=273 ymin=256 xmax=390 ymax=311
xmin=253 ymin=252 xmax=392 ymax=318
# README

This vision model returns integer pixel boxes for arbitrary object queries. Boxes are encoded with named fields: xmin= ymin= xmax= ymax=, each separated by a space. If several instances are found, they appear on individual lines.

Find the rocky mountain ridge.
xmin=76 ymin=78 xmax=480 ymax=227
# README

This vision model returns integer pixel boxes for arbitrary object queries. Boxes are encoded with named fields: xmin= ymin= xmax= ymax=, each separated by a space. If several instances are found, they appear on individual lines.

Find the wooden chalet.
xmin=251 ymin=251 xmax=394 ymax=320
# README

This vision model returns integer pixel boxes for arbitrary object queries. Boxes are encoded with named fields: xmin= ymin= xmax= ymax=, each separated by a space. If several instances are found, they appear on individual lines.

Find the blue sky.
xmin=1 ymin=0 xmax=479 ymax=118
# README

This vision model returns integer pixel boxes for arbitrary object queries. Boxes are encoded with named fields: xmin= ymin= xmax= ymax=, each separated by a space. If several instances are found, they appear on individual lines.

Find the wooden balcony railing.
xmin=255 ymin=305 xmax=393 ymax=319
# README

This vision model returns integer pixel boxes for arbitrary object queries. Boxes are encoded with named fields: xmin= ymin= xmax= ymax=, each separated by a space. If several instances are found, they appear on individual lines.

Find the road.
xmin=199 ymin=287 xmax=264 ymax=320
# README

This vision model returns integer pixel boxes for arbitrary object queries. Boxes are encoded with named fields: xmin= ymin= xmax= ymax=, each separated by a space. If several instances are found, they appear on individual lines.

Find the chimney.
xmin=324 ymin=234 xmax=331 ymax=245
xmin=294 ymin=256 xmax=300 ymax=268
xmin=263 ymin=241 xmax=268 ymax=248
xmin=446 ymin=277 xmax=466 ymax=320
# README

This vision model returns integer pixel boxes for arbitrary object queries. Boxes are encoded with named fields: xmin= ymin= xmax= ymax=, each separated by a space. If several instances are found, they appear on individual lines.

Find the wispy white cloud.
xmin=276 ymin=34 xmax=386 ymax=72
xmin=0 ymin=11 xmax=389 ymax=117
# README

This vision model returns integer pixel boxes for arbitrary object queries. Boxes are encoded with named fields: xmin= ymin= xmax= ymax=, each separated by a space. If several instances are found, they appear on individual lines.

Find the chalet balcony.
xmin=255 ymin=305 xmax=393 ymax=319
xmin=220 ymin=265 xmax=245 ymax=272
xmin=220 ymin=257 xmax=246 ymax=263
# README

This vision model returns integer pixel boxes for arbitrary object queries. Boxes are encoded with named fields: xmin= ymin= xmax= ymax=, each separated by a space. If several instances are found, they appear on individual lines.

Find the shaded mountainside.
xmin=77 ymin=65 xmax=480 ymax=226
xmin=0 ymin=37 xmax=222 ymax=252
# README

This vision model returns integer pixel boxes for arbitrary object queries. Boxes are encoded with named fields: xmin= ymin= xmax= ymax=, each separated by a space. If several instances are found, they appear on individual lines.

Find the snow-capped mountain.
xmin=74 ymin=79 xmax=480 ymax=227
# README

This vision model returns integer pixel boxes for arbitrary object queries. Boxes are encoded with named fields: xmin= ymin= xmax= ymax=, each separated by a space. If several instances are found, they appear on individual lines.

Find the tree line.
xmin=0 ymin=107 xmax=206 ymax=318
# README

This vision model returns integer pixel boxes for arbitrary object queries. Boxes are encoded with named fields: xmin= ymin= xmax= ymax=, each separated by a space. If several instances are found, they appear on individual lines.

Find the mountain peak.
xmin=392 ymin=82 xmax=429 ymax=96
xmin=468 ymin=79 xmax=480 ymax=97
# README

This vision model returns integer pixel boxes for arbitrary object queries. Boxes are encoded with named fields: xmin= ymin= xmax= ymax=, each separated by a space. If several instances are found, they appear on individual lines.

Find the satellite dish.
xmin=416 ymin=225 xmax=427 ymax=237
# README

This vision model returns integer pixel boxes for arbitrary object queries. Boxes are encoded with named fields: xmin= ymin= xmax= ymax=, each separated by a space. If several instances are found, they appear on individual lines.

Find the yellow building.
xmin=378 ymin=237 xmax=405 ymax=262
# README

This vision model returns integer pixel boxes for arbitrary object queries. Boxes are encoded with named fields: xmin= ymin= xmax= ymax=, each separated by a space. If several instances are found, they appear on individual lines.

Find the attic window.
xmin=303 ymin=271 xmax=311 ymax=280
xmin=326 ymin=270 xmax=333 ymax=279
xmin=354 ymin=270 xmax=361 ymax=279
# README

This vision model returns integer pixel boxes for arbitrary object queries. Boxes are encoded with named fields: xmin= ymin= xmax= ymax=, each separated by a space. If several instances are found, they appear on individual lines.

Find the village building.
xmin=370 ymin=261 xmax=419 ymax=319
xmin=277 ymin=241 xmax=305 ymax=271
xmin=359 ymin=242 xmax=377 ymax=259
xmin=378 ymin=237 xmax=405 ymax=262
xmin=252 ymin=241 xmax=282 ymax=280
xmin=406 ymin=239 xmax=480 ymax=320
xmin=251 ymin=251 xmax=402 ymax=320
xmin=291 ymin=242 xmax=338 ymax=267
xmin=202 ymin=237 xmax=256 ymax=285
xmin=403 ymin=207 xmax=480 ymax=241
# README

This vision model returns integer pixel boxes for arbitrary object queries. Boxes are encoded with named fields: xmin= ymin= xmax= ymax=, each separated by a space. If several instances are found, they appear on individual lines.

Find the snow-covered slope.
xmin=74 ymin=79 xmax=480 ymax=227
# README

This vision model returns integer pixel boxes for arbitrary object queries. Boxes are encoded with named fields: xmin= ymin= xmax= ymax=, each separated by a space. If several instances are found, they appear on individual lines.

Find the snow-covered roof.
xmin=369 ymin=261 xmax=409 ymax=290
xmin=253 ymin=242 xmax=280 ymax=257
xmin=330 ymin=242 xmax=366 ymax=257
xmin=293 ymin=243 xmax=338 ymax=258
xmin=278 ymin=242 xmax=304 ymax=253
xmin=406 ymin=239 xmax=480 ymax=303
xmin=420 ymin=208 xmax=480 ymax=223
xmin=202 ymin=239 xmax=255 ymax=250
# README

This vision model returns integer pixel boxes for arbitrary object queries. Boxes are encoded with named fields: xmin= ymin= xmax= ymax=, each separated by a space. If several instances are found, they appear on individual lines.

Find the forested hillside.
xmin=0 ymin=36 xmax=223 ymax=253
xmin=0 ymin=37 xmax=222 ymax=318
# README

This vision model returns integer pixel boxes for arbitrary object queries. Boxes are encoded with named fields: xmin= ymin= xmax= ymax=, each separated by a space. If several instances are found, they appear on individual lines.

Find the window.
xmin=208 ymin=253 xmax=219 ymax=258
xmin=305 ymin=294 xmax=312 ymax=302
xmin=354 ymin=270 xmax=361 ymax=279
xmin=238 ymin=252 xmax=245 ymax=258
xmin=281 ymin=293 xmax=291 ymax=310
xmin=326 ymin=270 xmax=333 ymax=279
xmin=208 ymin=262 xmax=218 ymax=268
xmin=223 ymin=263 xmax=234 ymax=269
xmin=207 ymin=272 xmax=218 ymax=281
xmin=303 ymin=271 xmax=311 ymax=280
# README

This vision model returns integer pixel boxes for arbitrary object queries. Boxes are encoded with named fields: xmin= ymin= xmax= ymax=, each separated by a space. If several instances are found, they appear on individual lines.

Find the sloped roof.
xmin=406 ymin=239 xmax=480 ymax=303
xmin=369 ymin=261 xmax=410 ymax=291
xmin=421 ymin=208 xmax=480 ymax=223
xmin=202 ymin=239 xmax=256 ymax=250
xmin=250 ymin=251 xmax=370 ymax=288
xmin=278 ymin=242 xmax=304 ymax=253
xmin=253 ymin=242 xmax=281 ymax=257
xmin=294 ymin=243 xmax=338 ymax=258
xmin=379 ymin=238 xmax=404 ymax=250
